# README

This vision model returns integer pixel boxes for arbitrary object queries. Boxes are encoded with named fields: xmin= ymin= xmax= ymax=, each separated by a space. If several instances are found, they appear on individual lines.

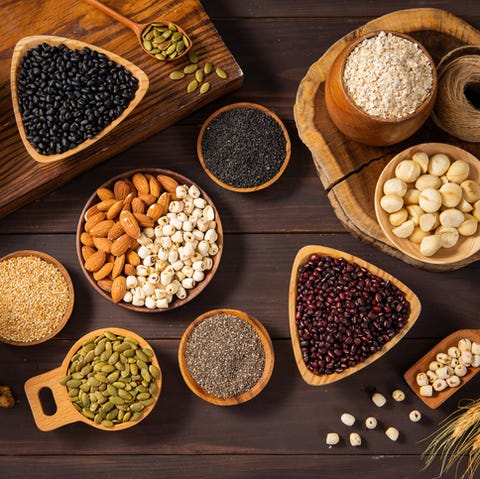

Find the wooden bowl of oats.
xmin=325 ymin=30 xmax=437 ymax=146
xmin=0 ymin=250 xmax=74 ymax=346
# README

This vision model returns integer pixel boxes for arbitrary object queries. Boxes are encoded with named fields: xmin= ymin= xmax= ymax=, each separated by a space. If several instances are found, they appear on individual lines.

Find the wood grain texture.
xmin=294 ymin=8 xmax=480 ymax=271
xmin=0 ymin=0 xmax=243 ymax=218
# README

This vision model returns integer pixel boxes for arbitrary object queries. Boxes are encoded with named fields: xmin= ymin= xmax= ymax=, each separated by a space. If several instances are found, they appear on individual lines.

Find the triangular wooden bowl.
xmin=10 ymin=35 xmax=149 ymax=163
xmin=24 ymin=327 xmax=162 ymax=431
xmin=289 ymin=245 xmax=421 ymax=386
xmin=404 ymin=329 xmax=480 ymax=409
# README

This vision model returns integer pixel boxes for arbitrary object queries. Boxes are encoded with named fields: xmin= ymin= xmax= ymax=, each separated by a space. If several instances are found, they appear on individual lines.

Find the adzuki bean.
xmin=295 ymin=255 xmax=410 ymax=375
xmin=17 ymin=43 xmax=139 ymax=155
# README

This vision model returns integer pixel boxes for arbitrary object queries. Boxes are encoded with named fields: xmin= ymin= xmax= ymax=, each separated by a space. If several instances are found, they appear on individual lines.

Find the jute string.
xmin=432 ymin=55 xmax=480 ymax=142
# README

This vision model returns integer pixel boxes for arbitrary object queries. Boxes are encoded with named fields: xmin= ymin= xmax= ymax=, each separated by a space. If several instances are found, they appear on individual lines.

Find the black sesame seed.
xmin=17 ymin=43 xmax=139 ymax=155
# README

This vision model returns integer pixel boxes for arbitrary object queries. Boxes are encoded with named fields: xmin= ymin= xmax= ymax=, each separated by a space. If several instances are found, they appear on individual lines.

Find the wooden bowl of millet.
xmin=197 ymin=102 xmax=291 ymax=192
xmin=325 ymin=30 xmax=437 ymax=146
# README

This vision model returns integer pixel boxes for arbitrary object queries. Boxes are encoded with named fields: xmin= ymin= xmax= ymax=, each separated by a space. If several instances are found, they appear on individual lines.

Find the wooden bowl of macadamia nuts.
xmin=375 ymin=143 xmax=480 ymax=265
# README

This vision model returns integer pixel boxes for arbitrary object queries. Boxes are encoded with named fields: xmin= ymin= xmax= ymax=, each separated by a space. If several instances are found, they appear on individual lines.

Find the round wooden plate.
xmin=76 ymin=168 xmax=223 ymax=313
xmin=24 ymin=327 xmax=162 ymax=431
xmin=0 ymin=250 xmax=74 ymax=346
xmin=374 ymin=143 xmax=480 ymax=265
xmin=197 ymin=102 xmax=291 ymax=192
xmin=178 ymin=308 xmax=275 ymax=405
xmin=289 ymin=245 xmax=421 ymax=386
xmin=10 ymin=35 xmax=149 ymax=163
xmin=403 ymin=329 xmax=480 ymax=409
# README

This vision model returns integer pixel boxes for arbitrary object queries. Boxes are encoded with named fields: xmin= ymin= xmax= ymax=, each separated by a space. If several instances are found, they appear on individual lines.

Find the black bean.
xmin=17 ymin=43 xmax=139 ymax=155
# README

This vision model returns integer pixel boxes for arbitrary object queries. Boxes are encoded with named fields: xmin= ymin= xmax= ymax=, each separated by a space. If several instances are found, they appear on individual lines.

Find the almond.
xmin=148 ymin=175 xmax=162 ymax=197
xmin=84 ymin=203 xmax=100 ymax=221
xmin=80 ymin=232 xmax=95 ymax=247
xmin=157 ymin=192 xmax=171 ymax=217
xmin=114 ymin=180 xmax=131 ymax=200
xmin=157 ymin=174 xmax=179 ymax=193
xmin=106 ymin=200 xmax=124 ymax=220
xmin=124 ymin=263 xmax=136 ymax=276
xmin=122 ymin=192 xmax=136 ymax=212
xmin=111 ymin=254 xmax=125 ymax=279
xmin=84 ymin=250 xmax=106 ymax=272
xmin=96 ymin=199 xmax=118 ymax=212
xmin=120 ymin=210 xmax=141 ymax=238
xmin=89 ymin=219 xmax=115 ymax=238
xmin=137 ymin=193 xmax=157 ymax=206
xmin=111 ymin=233 xmax=132 ymax=256
xmin=107 ymin=221 xmax=124 ymax=241
xmin=96 ymin=187 xmax=115 ymax=201
xmin=125 ymin=178 xmax=138 ymax=196
xmin=134 ymin=213 xmax=155 ymax=228
xmin=93 ymin=262 xmax=114 ymax=281
xmin=81 ymin=245 xmax=96 ymax=261
xmin=125 ymin=249 xmax=141 ymax=267
xmin=111 ymin=276 xmax=127 ymax=303
xmin=132 ymin=173 xmax=150 ymax=195
xmin=93 ymin=237 xmax=113 ymax=253
xmin=84 ymin=211 xmax=106 ymax=233
xmin=97 ymin=278 xmax=113 ymax=293
xmin=131 ymin=197 xmax=146 ymax=215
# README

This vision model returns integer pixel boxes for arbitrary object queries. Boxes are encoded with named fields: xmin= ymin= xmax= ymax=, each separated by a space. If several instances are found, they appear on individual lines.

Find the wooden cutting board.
xmin=294 ymin=8 xmax=480 ymax=271
xmin=0 ymin=0 xmax=243 ymax=219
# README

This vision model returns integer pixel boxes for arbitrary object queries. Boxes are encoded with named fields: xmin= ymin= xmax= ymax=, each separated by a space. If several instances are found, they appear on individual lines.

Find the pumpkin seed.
xmin=187 ymin=79 xmax=198 ymax=93
xmin=171 ymin=31 xmax=183 ymax=42
xmin=204 ymin=62 xmax=214 ymax=74
xmin=169 ymin=71 xmax=185 ymax=81
xmin=195 ymin=70 xmax=204 ymax=83
xmin=215 ymin=67 xmax=228 ymax=79
xmin=183 ymin=35 xmax=190 ymax=49
xmin=101 ymin=420 xmax=114 ymax=428
xmin=199 ymin=82 xmax=210 ymax=94
xmin=149 ymin=365 xmax=161 ymax=379
xmin=184 ymin=64 xmax=198 ymax=75
xmin=188 ymin=50 xmax=198 ymax=64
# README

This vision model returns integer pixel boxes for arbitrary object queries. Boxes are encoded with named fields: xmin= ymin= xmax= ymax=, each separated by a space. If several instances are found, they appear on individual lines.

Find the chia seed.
xmin=16 ymin=43 xmax=139 ymax=155
xmin=185 ymin=313 xmax=265 ymax=399
xmin=200 ymin=106 xmax=287 ymax=189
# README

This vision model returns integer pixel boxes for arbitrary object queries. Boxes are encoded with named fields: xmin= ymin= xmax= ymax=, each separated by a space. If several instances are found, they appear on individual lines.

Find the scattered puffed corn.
xmin=372 ymin=392 xmax=387 ymax=407
xmin=391 ymin=389 xmax=405 ymax=402
xmin=385 ymin=426 xmax=400 ymax=442
xmin=409 ymin=410 xmax=422 ymax=422
xmin=349 ymin=432 xmax=362 ymax=447
xmin=365 ymin=417 xmax=377 ymax=430
xmin=340 ymin=413 xmax=356 ymax=427
xmin=326 ymin=432 xmax=340 ymax=446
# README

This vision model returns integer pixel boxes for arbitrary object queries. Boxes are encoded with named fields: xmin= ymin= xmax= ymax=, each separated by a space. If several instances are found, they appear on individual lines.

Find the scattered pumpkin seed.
xmin=184 ymin=64 xmax=198 ymax=74
xmin=215 ymin=67 xmax=228 ymax=79
xmin=187 ymin=79 xmax=198 ymax=93
xmin=204 ymin=62 xmax=214 ymax=74
xmin=188 ymin=50 xmax=198 ymax=63
xmin=199 ymin=82 xmax=210 ymax=94
xmin=195 ymin=69 xmax=204 ymax=83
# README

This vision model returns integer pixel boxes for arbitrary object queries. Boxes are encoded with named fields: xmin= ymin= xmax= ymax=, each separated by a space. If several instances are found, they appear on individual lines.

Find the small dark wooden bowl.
xmin=76 ymin=169 xmax=223 ymax=313
xmin=0 ymin=250 xmax=74 ymax=346
xmin=325 ymin=31 xmax=437 ymax=146
xmin=197 ymin=102 xmax=291 ymax=192
xmin=178 ymin=308 xmax=275 ymax=405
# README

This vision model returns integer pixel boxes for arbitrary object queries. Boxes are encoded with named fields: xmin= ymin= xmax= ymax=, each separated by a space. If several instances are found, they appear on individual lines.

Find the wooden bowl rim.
xmin=288 ymin=245 xmax=421 ymax=386
xmin=10 ymin=35 xmax=149 ymax=164
xmin=178 ymin=308 xmax=275 ymax=405
xmin=403 ymin=329 xmax=480 ymax=409
xmin=0 ymin=250 xmax=75 ymax=346
xmin=335 ymin=30 xmax=438 ymax=124
xmin=197 ymin=102 xmax=291 ymax=193
xmin=374 ymin=142 xmax=480 ymax=265
xmin=76 ymin=168 xmax=223 ymax=313
xmin=61 ymin=327 xmax=162 ymax=430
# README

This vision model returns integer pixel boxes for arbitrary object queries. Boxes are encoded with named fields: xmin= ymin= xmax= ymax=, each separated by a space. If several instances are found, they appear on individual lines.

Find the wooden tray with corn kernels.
xmin=294 ymin=8 xmax=480 ymax=271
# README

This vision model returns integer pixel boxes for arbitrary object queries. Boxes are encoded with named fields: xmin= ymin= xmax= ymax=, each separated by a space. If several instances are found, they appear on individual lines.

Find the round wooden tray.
xmin=294 ymin=8 xmax=480 ymax=271
xmin=11 ymin=35 xmax=149 ymax=164
xmin=24 ymin=327 xmax=162 ymax=431
xmin=288 ymin=245 xmax=421 ymax=386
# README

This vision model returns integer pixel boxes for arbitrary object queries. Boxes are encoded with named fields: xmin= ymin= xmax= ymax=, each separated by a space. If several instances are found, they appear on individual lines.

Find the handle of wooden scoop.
xmin=24 ymin=367 xmax=81 ymax=431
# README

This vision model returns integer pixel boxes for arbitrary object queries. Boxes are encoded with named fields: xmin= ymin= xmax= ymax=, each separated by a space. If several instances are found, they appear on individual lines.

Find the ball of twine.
xmin=432 ymin=50 xmax=480 ymax=142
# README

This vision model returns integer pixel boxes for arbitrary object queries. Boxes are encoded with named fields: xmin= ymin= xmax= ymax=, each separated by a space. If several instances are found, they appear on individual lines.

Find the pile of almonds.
xmin=79 ymin=172 xmax=215 ymax=307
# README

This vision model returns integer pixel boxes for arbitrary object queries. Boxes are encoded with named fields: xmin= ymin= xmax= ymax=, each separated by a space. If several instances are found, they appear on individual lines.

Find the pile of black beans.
xmin=16 ymin=43 xmax=139 ymax=155
xmin=295 ymin=255 xmax=410 ymax=375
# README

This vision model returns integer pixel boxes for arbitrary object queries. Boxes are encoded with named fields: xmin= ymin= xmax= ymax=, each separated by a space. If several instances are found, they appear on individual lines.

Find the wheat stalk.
xmin=422 ymin=398 xmax=480 ymax=479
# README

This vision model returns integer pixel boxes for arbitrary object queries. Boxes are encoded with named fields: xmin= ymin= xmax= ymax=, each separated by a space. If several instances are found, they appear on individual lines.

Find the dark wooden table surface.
xmin=1 ymin=1 xmax=480 ymax=478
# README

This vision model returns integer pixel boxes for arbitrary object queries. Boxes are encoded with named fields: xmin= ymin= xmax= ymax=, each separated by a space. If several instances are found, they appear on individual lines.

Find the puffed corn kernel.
xmin=392 ymin=389 xmax=405 ymax=402
xmin=385 ymin=426 xmax=399 ymax=442
xmin=372 ymin=392 xmax=387 ymax=407
xmin=365 ymin=417 xmax=377 ymax=430
xmin=326 ymin=432 xmax=340 ymax=446
xmin=340 ymin=413 xmax=355 ymax=427
xmin=349 ymin=432 xmax=361 ymax=447
xmin=409 ymin=410 xmax=422 ymax=422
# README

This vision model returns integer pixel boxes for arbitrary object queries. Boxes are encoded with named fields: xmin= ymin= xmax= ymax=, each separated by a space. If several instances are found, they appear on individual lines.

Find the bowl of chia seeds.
xmin=325 ymin=30 xmax=437 ymax=146
xmin=197 ymin=103 xmax=291 ymax=192
xmin=178 ymin=308 xmax=275 ymax=405
xmin=11 ymin=35 xmax=149 ymax=163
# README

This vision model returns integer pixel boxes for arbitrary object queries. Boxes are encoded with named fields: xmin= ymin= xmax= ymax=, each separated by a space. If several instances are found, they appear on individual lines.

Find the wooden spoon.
xmin=84 ymin=0 xmax=192 ymax=61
